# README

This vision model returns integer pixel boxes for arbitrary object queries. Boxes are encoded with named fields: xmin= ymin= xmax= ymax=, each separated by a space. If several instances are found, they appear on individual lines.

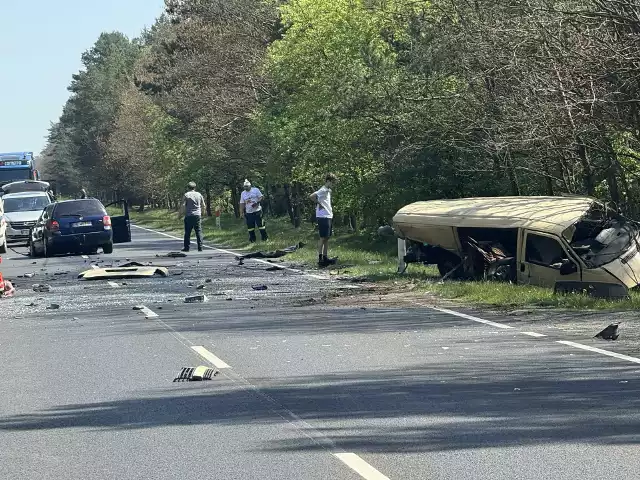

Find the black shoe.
xmin=181 ymin=248 xmax=189 ymax=252
xmin=198 ymin=247 xmax=203 ymax=252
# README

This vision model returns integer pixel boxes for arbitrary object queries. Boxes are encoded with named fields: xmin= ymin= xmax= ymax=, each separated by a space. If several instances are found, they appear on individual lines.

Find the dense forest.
xmin=40 ymin=0 xmax=640 ymax=228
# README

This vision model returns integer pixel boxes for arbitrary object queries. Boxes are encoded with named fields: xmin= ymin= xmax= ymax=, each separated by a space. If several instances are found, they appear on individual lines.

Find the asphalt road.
xmin=1 ymin=225 xmax=639 ymax=480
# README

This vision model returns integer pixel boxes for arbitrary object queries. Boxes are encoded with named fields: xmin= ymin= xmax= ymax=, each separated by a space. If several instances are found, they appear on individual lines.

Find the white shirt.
xmin=314 ymin=186 xmax=333 ymax=219
xmin=240 ymin=187 xmax=263 ymax=214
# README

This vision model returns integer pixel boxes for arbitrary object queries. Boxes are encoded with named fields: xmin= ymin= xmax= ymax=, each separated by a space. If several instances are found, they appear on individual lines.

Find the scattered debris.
xmin=252 ymin=285 xmax=268 ymax=291
xmin=237 ymin=243 xmax=305 ymax=262
xmin=184 ymin=294 xmax=208 ymax=304
xmin=78 ymin=266 xmax=169 ymax=280
xmin=173 ymin=366 xmax=218 ymax=382
xmin=24 ymin=273 xmax=35 ymax=278
xmin=205 ymin=278 xmax=213 ymax=283
xmin=27 ymin=302 xmax=36 ymax=307
xmin=47 ymin=303 xmax=60 ymax=310
xmin=33 ymin=284 xmax=51 ymax=293
xmin=172 ymin=272 xmax=184 ymax=276
xmin=158 ymin=252 xmax=187 ymax=258
xmin=266 ymin=266 xmax=283 ymax=272
xmin=595 ymin=323 xmax=620 ymax=340
xmin=368 ymin=260 xmax=381 ymax=265
xmin=196 ymin=285 xmax=206 ymax=290
xmin=132 ymin=306 xmax=144 ymax=311
xmin=119 ymin=261 xmax=145 ymax=268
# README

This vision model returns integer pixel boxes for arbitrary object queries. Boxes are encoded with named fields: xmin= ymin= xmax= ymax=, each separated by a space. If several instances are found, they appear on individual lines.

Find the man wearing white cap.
xmin=240 ymin=179 xmax=268 ymax=242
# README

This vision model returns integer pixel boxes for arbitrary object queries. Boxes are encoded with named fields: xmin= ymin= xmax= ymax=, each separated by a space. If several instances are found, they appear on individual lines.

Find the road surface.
xmin=1 ymin=225 xmax=639 ymax=479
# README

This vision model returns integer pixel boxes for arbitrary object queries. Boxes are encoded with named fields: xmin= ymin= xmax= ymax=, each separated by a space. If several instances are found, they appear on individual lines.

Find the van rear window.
xmin=54 ymin=200 xmax=106 ymax=217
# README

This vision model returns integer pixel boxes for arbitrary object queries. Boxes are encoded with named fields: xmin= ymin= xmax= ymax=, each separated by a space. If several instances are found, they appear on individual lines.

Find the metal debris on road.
xmin=158 ymin=252 xmax=187 ymax=258
xmin=184 ymin=294 xmax=208 ymax=303
xmin=173 ymin=366 xmax=218 ymax=382
xmin=252 ymin=285 xmax=268 ymax=291
xmin=24 ymin=273 xmax=35 ymax=278
xmin=595 ymin=323 xmax=620 ymax=340
xmin=33 ymin=284 xmax=52 ymax=293
xmin=196 ymin=285 xmax=206 ymax=290
xmin=47 ymin=304 xmax=60 ymax=310
xmin=237 ymin=243 xmax=305 ymax=262
xmin=132 ymin=306 xmax=144 ymax=311
xmin=266 ymin=266 xmax=283 ymax=272
xmin=78 ymin=266 xmax=169 ymax=280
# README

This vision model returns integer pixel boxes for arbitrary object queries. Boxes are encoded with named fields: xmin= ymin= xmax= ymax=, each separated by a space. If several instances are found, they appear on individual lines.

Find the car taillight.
xmin=103 ymin=216 xmax=112 ymax=228
xmin=46 ymin=220 xmax=59 ymax=232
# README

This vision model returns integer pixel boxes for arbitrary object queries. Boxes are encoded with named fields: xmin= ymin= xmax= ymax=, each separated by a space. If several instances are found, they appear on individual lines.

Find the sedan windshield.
xmin=3 ymin=196 xmax=51 ymax=213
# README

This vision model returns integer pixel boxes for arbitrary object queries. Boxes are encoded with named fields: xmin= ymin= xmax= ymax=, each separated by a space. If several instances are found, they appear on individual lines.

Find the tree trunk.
xmin=505 ymin=151 xmax=521 ymax=196
xmin=231 ymin=185 xmax=241 ymax=218
xmin=349 ymin=213 xmax=358 ymax=232
xmin=205 ymin=187 xmax=213 ymax=217
xmin=543 ymin=159 xmax=555 ymax=196
xmin=577 ymin=141 xmax=596 ymax=195
xmin=284 ymin=183 xmax=295 ymax=225
xmin=292 ymin=182 xmax=302 ymax=228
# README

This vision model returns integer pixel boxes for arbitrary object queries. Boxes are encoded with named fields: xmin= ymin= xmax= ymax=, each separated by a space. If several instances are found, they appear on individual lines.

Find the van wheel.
xmin=102 ymin=242 xmax=113 ymax=254
xmin=0 ymin=235 xmax=6 ymax=254
xmin=438 ymin=259 xmax=463 ymax=279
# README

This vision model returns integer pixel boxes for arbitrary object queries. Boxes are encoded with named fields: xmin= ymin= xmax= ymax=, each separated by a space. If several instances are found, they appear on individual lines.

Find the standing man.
xmin=240 ymin=179 xmax=268 ymax=242
xmin=309 ymin=173 xmax=337 ymax=267
xmin=182 ymin=181 xmax=205 ymax=252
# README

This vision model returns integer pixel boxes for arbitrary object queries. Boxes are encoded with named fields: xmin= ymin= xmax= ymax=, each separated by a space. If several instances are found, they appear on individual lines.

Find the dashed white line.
xmin=131 ymin=224 xmax=326 ymax=280
xmin=333 ymin=453 xmax=391 ymax=480
xmin=192 ymin=346 xmax=231 ymax=369
xmin=557 ymin=340 xmax=640 ymax=364
xmin=521 ymin=331 xmax=547 ymax=338
xmin=430 ymin=306 xmax=514 ymax=329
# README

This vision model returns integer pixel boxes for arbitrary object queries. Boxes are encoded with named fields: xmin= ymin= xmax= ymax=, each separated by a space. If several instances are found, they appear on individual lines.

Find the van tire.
xmin=0 ymin=235 xmax=6 ymax=254
xmin=102 ymin=242 xmax=113 ymax=254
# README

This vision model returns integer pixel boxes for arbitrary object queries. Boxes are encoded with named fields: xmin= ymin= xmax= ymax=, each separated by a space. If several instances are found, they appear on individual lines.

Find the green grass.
xmin=131 ymin=208 xmax=640 ymax=311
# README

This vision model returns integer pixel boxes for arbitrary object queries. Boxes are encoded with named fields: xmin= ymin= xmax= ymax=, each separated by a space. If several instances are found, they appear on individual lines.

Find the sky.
xmin=0 ymin=0 xmax=165 ymax=156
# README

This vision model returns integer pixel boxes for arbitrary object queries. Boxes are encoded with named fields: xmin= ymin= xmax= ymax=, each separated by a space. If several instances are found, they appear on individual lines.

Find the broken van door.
xmin=519 ymin=230 xmax=581 ymax=287
xmin=104 ymin=200 xmax=131 ymax=244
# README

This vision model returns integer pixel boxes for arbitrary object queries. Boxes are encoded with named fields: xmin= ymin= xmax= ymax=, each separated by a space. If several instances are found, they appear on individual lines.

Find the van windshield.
xmin=570 ymin=205 xmax=639 ymax=268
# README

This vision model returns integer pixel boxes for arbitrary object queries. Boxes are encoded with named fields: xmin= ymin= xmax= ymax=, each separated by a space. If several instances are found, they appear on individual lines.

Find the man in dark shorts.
xmin=309 ymin=173 xmax=337 ymax=267
xmin=182 ymin=181 xmax=205 ymax=252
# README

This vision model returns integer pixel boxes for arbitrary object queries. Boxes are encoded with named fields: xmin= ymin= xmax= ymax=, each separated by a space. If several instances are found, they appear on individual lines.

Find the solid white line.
xmin=431 ymin=306 xmax=514 ymax=329
xmin=192 ymin=346 xmax=231 ymax=369
xmin=139 ymin=306 xmax=158 ymax=318
xmin=333 ymin=453 xmax=390 ymax=480
xmin=131 ymin=224 xmax=326 ymax=280
xmin=108 ymin=281 xmax=119 ymax=288
xmin=522 ymin=331 xmax=547 ymax=338
xmin=557 ymin=340 xmax=640 ymax=365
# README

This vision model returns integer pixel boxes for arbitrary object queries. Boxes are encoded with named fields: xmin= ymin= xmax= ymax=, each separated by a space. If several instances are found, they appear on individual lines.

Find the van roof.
xmin=393 ymin=196 xmax=597 ymax=236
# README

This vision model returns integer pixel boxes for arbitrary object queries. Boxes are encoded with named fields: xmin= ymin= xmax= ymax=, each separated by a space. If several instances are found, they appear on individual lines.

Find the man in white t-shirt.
xmin=239 ymin=179 xmax=268 ymax=242
xmin=309 ymin=173 xmax=337 ymax=267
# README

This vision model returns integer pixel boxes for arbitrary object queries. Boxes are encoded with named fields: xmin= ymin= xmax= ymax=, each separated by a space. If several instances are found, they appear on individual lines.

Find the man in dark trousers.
xmin=182 ymin=181 xmax=205 ymax=252
xmin=309 ymin=173 xmax=337 ymax=267
xmin=239 ymin=179 xmax=268 ymax=242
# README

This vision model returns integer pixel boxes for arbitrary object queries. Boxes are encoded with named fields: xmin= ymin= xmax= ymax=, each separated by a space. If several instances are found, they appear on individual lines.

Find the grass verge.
xmin=130 ymin=208 xmax=640 ymax=311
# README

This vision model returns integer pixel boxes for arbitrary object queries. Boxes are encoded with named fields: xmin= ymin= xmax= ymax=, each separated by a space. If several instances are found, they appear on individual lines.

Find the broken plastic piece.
xmin=78 ymin=266 xmax=169 ymax=280
xmin=173 ymin=365 xmax=218 ymax=382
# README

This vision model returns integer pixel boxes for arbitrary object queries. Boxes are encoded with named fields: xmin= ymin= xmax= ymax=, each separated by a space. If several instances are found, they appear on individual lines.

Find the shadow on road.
xmin=2 ymin=362 xmax=639 ymax=452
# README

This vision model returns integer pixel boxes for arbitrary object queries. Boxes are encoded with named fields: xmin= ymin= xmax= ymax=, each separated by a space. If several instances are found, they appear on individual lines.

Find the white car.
xmin=1 ymin=191 xmax=53 ymax=245
xmin=0 ymin=195 xmax=6 ymax=253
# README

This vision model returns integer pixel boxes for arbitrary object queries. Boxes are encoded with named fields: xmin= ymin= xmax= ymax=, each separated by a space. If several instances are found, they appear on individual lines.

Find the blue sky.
xmin=0 ymin=0 xmax=165 ymax=156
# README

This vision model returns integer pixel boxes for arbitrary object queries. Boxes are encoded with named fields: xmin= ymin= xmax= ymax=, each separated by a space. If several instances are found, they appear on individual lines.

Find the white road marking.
xmin=131 ymin=224 xmax=326 ymax=280
xmin=431 ymin=306 xmax=514 ymax=329
xmin=192 ymin=346 xmax=231 ymax=369
xmin=333 ymin=453 xmax=391 ymax=480
xmin=108 ymin=281 xmax=119 ymax=288
xmin=522 ymin=331 xmax=547 ymax=338
xmin=138 ymin=306 xmax=158 ymax=318
xmin=81 ymin=255 xmax=89 ymax=259
xmin=557 ymin=340 xmax=640 ymax=364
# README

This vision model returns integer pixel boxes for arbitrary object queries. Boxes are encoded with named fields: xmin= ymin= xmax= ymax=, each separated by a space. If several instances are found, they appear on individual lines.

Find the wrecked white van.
xmin=392 ymin=196 xmax=640 ymax=298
